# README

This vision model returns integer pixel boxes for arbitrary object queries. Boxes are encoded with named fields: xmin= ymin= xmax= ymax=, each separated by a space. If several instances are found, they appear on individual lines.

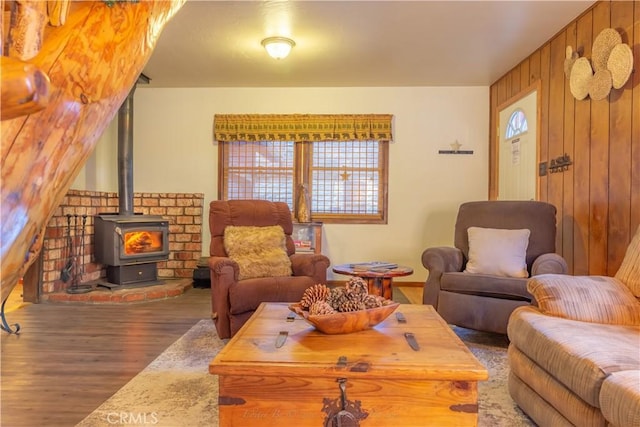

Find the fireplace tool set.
xmin=62 ymin=214 xmax=93 ymax=294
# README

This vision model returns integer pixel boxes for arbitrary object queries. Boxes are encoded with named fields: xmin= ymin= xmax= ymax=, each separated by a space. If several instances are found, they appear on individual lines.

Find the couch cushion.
xmin=441 ymin=272 xmax=531 ymax=300
xmin=224 ymin=225 xmax=292 ymax=280
xmin=599 ymin=370 xmax=640 ymax=427
xmin=615 ymin=225 xmax=640 ymax=297
xmin=528 ymin=274 xmax=640 ymax=325
xmin=508 ymin=306 xmax=640 ymax=407
xmin=228 ymin=276 xmax=312 ymax=314
xmin=464 ymin=227 xmax=530 ymax=278
xmin=508 ymin=346 xmax=605 ymax=426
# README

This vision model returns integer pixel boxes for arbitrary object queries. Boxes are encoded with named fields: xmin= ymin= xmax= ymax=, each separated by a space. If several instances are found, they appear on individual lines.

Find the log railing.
xmin=0 ymin=0 xmax=186 ymax=329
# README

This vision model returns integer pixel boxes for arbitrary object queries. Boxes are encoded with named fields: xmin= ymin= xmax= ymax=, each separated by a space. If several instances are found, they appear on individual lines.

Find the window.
xmin=215 ymin=114 xmax=392 ymax=224
xmin=213 ymin=114 xmax=393 ymax=224
xmin=505 ymin=109 xmax=528 ymax=139
xmin=222 ymin=140 xmax=294 ymax=203
xmin=311 ymin=140 xmax=386 ymax=218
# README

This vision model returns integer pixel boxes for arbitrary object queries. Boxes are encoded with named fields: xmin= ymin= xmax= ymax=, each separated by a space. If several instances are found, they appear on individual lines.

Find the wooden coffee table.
xmin=332 ymin=263 xmax=413 ymax=300
xmin=209 ymin=303 xmax=488 ymax=426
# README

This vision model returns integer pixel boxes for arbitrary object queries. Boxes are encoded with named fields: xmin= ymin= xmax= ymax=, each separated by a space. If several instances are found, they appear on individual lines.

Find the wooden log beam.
xmin=47 ymin=0 xmax=71 ymax=27
xmin=7 ymin=0 xmax=48 ymax=60
xmin=0 ymin=55 xmax=51 ymax=120
xmin=0 ymin=0 xmax=186 ymax=303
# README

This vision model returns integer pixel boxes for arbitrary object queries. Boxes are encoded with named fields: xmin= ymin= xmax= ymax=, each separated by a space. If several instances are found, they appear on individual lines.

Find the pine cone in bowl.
xmin=289 ymin=282 xmax=399 ymax=334
xmin=288 ymin=301 xmax=400 ymax=334
xmin=309 ymin=300 xmax=336 ymax=315
xmin=300 ymin=284 xmax=331 ymax=309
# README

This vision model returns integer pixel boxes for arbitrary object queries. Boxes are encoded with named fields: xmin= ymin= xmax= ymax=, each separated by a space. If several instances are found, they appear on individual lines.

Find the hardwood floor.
xmin=399 ymin=284 xmax=423 ymax=305
xmin=0 ymin=284 xmax=422 ymax=426
xmin=1 ymin=287 xmax=211 ymax=427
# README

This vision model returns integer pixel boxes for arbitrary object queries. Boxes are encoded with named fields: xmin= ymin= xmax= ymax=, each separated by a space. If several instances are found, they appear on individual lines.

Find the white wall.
xmin=76 ymin=86 xmax=489 ymax=283
xmin=72 ymin=119 xmax=119 ymax=192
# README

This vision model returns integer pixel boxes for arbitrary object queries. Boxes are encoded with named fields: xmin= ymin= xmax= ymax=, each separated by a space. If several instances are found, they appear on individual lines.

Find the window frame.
xmin=218 ymin=140 xmax=389 ymax=224
xmin=505 ymin=108 xmax=529 ymax=139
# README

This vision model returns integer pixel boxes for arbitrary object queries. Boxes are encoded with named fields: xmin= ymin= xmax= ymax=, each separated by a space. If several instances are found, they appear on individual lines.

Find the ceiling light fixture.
xmin=261 ymin=36 xmax=295 ymax=60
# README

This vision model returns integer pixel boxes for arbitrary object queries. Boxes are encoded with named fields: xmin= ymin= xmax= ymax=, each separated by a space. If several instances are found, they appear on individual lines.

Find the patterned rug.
xmin=76 ymin=319 xmax=535 ymax=427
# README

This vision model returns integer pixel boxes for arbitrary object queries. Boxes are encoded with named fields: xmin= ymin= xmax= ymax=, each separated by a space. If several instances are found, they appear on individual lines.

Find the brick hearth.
xmin=40 ymin=189 xmax=204 ymax=296
xmin=40 ymin=278 xmax=193 ymax=304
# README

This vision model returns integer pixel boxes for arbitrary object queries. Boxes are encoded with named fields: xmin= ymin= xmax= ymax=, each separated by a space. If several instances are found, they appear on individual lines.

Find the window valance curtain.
xmin=213 ymin=114 xmax=393 ymax=142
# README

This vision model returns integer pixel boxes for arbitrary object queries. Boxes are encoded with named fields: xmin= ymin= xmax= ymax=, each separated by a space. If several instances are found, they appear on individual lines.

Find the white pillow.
xmin=464 ymin=227 xmax=531 ymax=278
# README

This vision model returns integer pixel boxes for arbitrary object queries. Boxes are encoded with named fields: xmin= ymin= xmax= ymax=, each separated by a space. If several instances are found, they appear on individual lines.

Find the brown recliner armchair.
xmin=421 ymin=200 xmax=568 ymax=334
xmin=208 ymin=199 xmax=330 ymax=339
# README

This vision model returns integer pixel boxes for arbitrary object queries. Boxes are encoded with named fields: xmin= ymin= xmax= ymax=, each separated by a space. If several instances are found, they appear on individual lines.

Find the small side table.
xmin=332 ymin=263 xmax=413 ymax=300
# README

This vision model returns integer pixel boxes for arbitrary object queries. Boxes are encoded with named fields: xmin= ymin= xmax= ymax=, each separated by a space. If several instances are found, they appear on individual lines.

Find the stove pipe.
xmin=117 ymin=74 xmax=149 ymax=216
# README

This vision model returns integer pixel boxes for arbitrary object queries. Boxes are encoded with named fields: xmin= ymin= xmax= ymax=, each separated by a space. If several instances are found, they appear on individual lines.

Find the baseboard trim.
xmin=395 ymin=281 xmax=423 ymax=287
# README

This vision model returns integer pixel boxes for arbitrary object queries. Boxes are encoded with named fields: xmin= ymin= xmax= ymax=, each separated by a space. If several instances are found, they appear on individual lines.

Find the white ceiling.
xmin=142 ymin=0 xmax=595 ymax=88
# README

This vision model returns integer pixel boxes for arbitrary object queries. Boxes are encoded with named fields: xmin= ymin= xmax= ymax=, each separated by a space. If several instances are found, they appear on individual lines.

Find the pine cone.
xmin=309 ymin=300 xmax=336 ymax=316
xmin=345 ymin=277 xmax=368 ymax=298
xmin=300 ymin=284 xmax=331 ymax=309
xmin=327 ymin=287 xmax=346 ymax=311
xmin=363 ymin=294 xmax=383 ymax=309
xmin=345 ymin=288 xmax=367 ymax=304
xmin=338 ymin=299 xmax=365 ymax=312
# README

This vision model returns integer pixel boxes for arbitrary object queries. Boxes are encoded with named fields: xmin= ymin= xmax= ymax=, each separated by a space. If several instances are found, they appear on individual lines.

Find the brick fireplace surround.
xmin=37 ymin=189 xmax=204 ymax=303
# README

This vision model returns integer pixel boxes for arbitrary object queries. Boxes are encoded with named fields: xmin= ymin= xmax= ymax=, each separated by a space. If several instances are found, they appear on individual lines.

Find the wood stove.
xmin=93 ymin=74 xmax=170 ymax=287
xmin=94 ymin=214 xmax=169 ymax=286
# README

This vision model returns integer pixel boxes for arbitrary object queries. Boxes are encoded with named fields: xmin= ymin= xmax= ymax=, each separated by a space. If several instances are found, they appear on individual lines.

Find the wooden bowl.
xmin=288 ymin=302 xmax=400 ymax=334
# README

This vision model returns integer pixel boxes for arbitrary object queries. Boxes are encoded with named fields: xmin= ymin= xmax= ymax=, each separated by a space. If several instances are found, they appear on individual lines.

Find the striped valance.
xmin=213 ymin=114 xmax=393 ymax=142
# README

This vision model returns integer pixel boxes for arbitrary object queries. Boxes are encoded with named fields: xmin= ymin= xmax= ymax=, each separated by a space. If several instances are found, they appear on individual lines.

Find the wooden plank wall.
xmin=489 ymin=1 xmax=640 ymax=276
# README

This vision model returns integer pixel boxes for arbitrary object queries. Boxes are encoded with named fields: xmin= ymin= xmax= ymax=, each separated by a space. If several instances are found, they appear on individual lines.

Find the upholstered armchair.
xmin=421 ymin=200 xmax=568 ymax=334
xmin=208 ymin=199 xmax=330 ymax=339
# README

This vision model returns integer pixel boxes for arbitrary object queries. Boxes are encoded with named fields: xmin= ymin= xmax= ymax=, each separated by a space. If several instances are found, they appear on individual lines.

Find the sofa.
xmin=507 ymin=226 xmax=640 ymax=426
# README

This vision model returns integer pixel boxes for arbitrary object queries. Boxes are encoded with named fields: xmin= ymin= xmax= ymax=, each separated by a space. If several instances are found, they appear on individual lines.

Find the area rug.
xmin=76 ymin=320 xmax=222 ymax=427
xmin=76 ymin=319 xmax=535 ymax=427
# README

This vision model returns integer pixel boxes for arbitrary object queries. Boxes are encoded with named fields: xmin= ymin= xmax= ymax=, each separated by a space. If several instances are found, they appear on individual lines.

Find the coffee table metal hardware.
xmin=349 ymin=362 xmax=370 ymax=373
xmin=404 ymin=332 xmax=420 ymax=351
xmin=275 ymin=331 xmax=288 ymax=348
xmin=396 ymin=312 xmax=407 ymax=323
xmin=323 ymin=378 xmax=368 ymax=427
xmin=337 ymin=356 xmax=348 ymax=367
xmin=286 ymin=312 xmax=296 ymax=322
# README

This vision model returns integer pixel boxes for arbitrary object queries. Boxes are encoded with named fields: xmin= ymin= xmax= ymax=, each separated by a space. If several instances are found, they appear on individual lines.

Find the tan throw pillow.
xmin=615 ymin=225 xmax=640 ymax=297
xmin=528 ymin=274 xmax=640 ymax=325
xmin=223 ymin=225 xmax=292 ymax=280
xmin=464 ymin=227 xmax=530 ymax=278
